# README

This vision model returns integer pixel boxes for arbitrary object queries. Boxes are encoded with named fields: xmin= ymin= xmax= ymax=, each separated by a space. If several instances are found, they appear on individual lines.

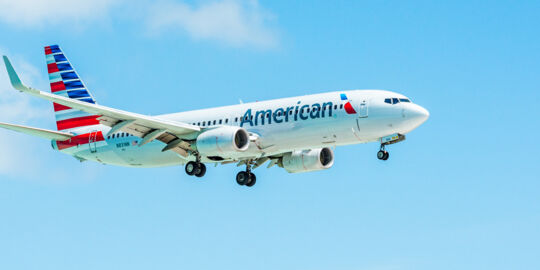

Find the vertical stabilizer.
xmin=44 ymin=44 xmax=100 ymax=132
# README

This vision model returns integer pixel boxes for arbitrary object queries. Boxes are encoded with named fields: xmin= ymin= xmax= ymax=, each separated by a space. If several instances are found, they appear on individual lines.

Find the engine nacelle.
xmin=195 ymin=126 xmax=250 ymax=158
xmin=282 ymin=148 xmax=334 ymax=173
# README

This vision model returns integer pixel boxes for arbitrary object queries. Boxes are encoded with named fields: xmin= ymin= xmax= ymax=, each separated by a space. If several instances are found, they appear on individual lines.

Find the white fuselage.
xmin=55 ymin=90 xmax=429 ymax=167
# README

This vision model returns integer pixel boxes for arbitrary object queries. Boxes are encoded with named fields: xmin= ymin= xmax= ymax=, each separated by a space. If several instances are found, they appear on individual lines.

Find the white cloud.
xmin=0 ymin=0 xmax=279 ymax=48
xmin=0 ymin=0 xmax=120 ymax=27
xmin=146 ymin=0 xmax=279 ymax=48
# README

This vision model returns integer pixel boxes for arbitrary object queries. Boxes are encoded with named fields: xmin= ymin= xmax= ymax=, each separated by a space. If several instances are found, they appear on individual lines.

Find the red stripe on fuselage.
xmin=50 ymin=81 xmax=66 ymax=92
xmin=47 ymin=63 xmax=59 ymax=73
xmin=56 ymin=115 xmax=100 ymax=130
xmin=56 ymin=131 xmax=105 ymax=151
xmin=53 ymin=103 xmax=72 ymax=112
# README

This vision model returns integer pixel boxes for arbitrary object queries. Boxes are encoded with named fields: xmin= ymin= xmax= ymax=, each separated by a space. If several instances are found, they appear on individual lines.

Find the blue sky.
xmin=0 ymin=0 xmax=539 ymax=269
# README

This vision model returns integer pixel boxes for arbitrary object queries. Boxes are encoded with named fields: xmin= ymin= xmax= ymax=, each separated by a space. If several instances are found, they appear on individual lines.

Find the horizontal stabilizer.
xmin=0 ymin=122 xmax=73 ymax=140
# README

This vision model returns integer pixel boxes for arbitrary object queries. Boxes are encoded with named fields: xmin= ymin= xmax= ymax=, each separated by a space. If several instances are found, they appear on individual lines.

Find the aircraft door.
xmin=89 ymin=131 xmax=98 ymax=153
xmin=358 ymin=98 xmax=368 ymax=118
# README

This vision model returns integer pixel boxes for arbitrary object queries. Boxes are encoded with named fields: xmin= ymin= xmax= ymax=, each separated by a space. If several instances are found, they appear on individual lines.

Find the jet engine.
xmin=195 ymin=126 xmax=250 ymax=157
xmin=282 ymin=147 xmax=334 ymax=173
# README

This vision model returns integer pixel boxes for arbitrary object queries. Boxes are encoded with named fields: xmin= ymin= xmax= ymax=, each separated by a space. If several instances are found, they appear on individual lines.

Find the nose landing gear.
xmin=376 ymin=133 xmax=406 ymax=161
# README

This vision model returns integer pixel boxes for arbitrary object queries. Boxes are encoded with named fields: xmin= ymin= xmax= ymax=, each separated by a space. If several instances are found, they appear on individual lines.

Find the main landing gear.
xmin=185 ymin=160 xmax=206 ymax=177
xmin=377 ymin=145 xmax=389 ymax=161
xmin=236 ymin=161 xmax=256 ymax=187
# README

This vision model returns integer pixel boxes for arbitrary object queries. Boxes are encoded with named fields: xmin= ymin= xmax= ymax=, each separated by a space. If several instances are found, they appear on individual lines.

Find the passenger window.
xmin=392 ymin=98 xmax=399 ymax=104
xmin=340 ymin=104 xmax=343 ymax=109
xmin=219 ymin=119 xmax=222 ymax=124
xmin=384 ymin=98 xmax=391 ymax=104
xmin=334 ymin=105 xmax=337 ymax=110
xmin=202 ymin=122 xmax=205 ymax=126
xmin=213 ymin=120 xmax=216 ymax=125
xmin=235 ymin=117 xmax=238 ymax=122
xmin=225 ymin=119 xmax=229 ymax=123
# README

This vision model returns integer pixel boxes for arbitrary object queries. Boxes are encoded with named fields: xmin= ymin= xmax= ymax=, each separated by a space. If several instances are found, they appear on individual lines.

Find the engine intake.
xmin=196 ymin=126 xmax=249 ymax=157
xmin=282 ymin=147 xmax=334 ymax=173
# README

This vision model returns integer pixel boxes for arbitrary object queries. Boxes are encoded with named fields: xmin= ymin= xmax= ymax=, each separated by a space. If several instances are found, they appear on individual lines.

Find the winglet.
xmin=3 ymin=55 xmax=28 ymax=92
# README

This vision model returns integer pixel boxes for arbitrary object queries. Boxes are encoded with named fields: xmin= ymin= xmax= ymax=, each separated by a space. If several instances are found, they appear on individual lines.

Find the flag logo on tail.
xmin=45 ymin=45 xmax=100 ymax=131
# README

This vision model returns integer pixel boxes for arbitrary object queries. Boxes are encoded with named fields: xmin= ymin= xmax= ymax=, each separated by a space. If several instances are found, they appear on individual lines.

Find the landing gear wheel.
xmin=236 ymin=171 xmax=249 ymax=186
xmin=246 ymin=173 xmax=256 ymax=187
xmin=185 ymin=161 xmax=197 ymax=175
xmin=377 ymin=150 xmax=386 ymax=160
xmin=195 ymin=163 xmax=206 ymax=177
xmin=382 ymin=152 xmax=389 ymax=161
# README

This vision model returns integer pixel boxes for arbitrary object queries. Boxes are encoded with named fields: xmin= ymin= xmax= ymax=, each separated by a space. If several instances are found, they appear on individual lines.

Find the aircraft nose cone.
xmin=416 ymin=105 xmax=429 ymax=123
xmin=406 ymin=104 xmax=429 ymax=127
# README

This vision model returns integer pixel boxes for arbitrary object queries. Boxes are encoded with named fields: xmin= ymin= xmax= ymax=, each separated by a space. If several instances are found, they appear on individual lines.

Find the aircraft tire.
xmin=185 ymin=161 xmax=197 ymax=175
xmin=195 ymin=163 xmax=206 ymax=177
xmin=377 ymin=150 xmax=386 ymax=160
xmin=236 ymin=171 xmax=249 ymax=185
xmin=246 ymin=173 xmax=256 ymax=187
xmin=383 ymin=152 xmax=389 ymax=160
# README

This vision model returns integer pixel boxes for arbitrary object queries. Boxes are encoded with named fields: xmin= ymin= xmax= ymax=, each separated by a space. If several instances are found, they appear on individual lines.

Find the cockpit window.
xmin=385 ymin=97 xmax=412 ymax=104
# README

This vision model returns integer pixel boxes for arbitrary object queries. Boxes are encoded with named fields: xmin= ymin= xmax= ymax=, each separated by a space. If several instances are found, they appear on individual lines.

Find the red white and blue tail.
xmin=45 ymin=45 xmax=100 ymax=132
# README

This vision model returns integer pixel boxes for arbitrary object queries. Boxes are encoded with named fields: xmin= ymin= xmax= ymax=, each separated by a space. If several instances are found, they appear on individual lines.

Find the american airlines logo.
xmin=240 ymin=94 xmax=357 ymax=127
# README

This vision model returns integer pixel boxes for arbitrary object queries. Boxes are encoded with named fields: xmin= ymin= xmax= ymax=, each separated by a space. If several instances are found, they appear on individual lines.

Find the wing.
xmin=3 ymin=55 xmax=200 ymax=156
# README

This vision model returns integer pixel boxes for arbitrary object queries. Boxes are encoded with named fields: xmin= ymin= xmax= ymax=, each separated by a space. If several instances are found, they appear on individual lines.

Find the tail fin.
xmin=45 ymin=45 xmax=100 ymax=132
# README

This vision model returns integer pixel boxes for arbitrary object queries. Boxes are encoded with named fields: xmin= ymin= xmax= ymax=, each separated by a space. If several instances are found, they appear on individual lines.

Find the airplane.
xmin=1 ymin=45 xmax=429 ymax=187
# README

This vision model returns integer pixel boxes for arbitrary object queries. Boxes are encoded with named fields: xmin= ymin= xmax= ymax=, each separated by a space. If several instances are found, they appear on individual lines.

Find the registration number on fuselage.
xmin=116 ymin=142 xmax=131 ymax=148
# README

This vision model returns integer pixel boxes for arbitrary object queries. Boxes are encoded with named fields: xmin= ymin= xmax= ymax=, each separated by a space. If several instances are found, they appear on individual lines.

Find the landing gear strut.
xmin=377 ymin=145 xmax=389 ymax=161
xmin=185 ymin=155 xmax=206 ymax=177
xmin=236 ymin=161 xmax=256 ymax=187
